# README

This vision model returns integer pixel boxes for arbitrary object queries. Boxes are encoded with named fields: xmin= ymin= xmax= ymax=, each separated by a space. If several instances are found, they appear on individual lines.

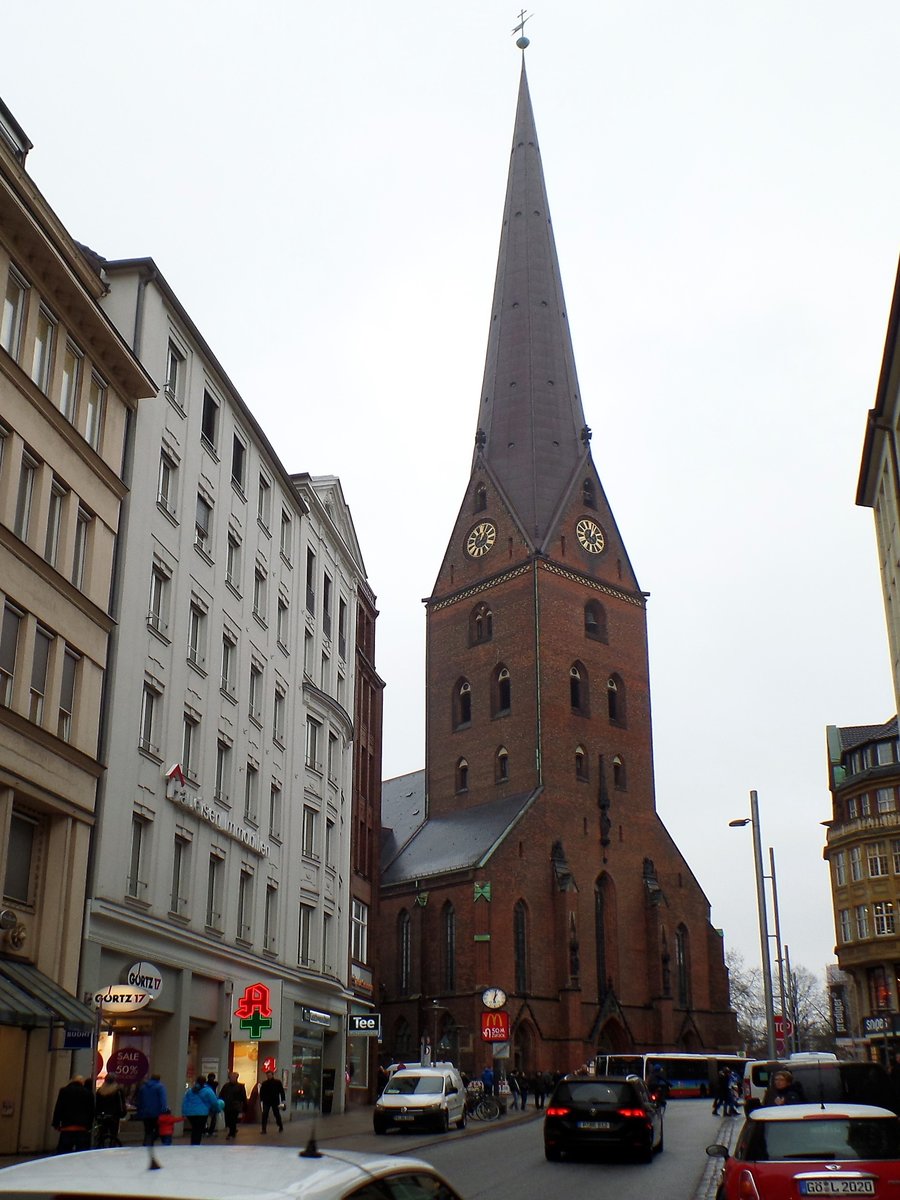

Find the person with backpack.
xmin=181 ymin=1076 xmax=222 ymax=1145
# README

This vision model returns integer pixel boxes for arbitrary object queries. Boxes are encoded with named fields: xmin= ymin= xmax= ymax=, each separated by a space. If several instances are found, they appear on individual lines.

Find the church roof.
xmin=475 ymin=60 xmax=589 ymax=545
xmin=381 ymin=771 xmax=539 ymax=884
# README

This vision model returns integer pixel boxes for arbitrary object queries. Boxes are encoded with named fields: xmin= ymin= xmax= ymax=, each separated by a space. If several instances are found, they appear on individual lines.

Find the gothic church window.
xmin=570 ymin=662 xmax=589 ymax=714
xmin=470 ymin=602 xmax=493 ymax=644
xmin=492 ymin=665 xmax=511 ymax=716
xmin=607 ymin=673 xmax=625 ymax=724
xmin=495 ymin=746 xmax=509 ymax=783
xmin=584 ymin=600 xmax=607 ymax=642
xmin=443 ymin=902 xmax=456 ymax=991
xmin=575 ymin=746 xmax=588 ymax=780
xmin=675 ymin=923 xmax=690 ymax=1008
xmin=612 ymin=755 xmax=626 ymax=789
xmin=453 ymin=679 xmax=472 ymax=728
xmin=455 ymin=758 xmax=468 ymax=792
xmin=474 ymin=484 xmax=487 ymax=512
xmin=514 ymin=900 xmax=528 ymax=993
xmin=398 ymin=910 xmax=411 ymax=993
xmin=582 ymin=478 xmax=596 ymax=509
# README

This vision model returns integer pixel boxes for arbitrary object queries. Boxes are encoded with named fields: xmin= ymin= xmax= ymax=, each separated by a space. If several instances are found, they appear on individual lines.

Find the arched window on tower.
xmin=612 ymin=755 xmax=626 ymax=790
xmin=570 ymin=662 xmax=589 ymax=715
xmin=398 ymin=910 xmax=411 ymax=994
xmin=453 ymin=679 xmax=472 ymax=728
xmin=675 ymin=923 xmax=691 ymax=1009
xmin=514 ymin=900 xmax=528 ymax=993
xmin=584 ymin=600 xmax=607 ymax=642
xmin=582 ymin=478 xmax=597 ymax=509
xmin=443 ymin=902 xmax=456 ymax=992
xmin=492 ymin=665 xmax=511 ymax=716
xmin=455 ymin=757 xmax=469 ymax=793
xmin=470 ymin=602 xmax=493 ymax=644
xmin=575 ymin=745 xmax=588 ymax=781
xmin=607 ymin=673 xmax=625 ymax=724
xmin=495 ymin=746 xmax=509 ymax=783
xmin=474 ymin=484 xmax=487 ymax=512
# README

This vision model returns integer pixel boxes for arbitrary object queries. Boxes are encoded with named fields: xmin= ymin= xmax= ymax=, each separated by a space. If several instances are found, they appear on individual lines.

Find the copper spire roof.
xmin=475 ymin=59 xmax=589 ymax=544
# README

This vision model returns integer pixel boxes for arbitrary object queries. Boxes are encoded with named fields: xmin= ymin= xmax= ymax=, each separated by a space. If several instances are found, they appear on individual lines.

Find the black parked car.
xmin=543 ymin=1074 xmax=664 ymax=1163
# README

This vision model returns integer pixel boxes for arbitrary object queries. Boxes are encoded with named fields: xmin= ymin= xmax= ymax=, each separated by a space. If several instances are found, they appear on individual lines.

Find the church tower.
xmin=379 ymin=56 xmax=737 ymax=1073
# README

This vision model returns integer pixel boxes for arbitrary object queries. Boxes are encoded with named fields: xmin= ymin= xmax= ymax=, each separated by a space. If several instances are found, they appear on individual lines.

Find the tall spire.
xmin=475 ymin=60 xmax=588 ymax=545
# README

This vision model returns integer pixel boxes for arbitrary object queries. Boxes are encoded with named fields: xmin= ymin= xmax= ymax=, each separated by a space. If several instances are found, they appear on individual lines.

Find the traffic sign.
xmin=774 ymin=1014 xmax=794 ymax=1038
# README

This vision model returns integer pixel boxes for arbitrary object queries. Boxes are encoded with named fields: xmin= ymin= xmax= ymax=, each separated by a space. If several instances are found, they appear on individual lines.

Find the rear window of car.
xmin=553 ymin=1081 xmax=636 ymax=1106
xmin=742 ymin=1117 xmax=900 ymax=1162
xmin=384 ymin=1075 xmax=443 ymax=1095
xmin=752 ymin=1064 xmax=893 ymax=1108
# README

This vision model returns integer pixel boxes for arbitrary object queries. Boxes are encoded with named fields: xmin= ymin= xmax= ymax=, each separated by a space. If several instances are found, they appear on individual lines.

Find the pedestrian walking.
xmin=205 ymin=1073 xmax=219 ymax=1135
xmin=507 ymin=1071 xmax=521 ymax=1111
xmin=533 ymin=1071 xmax=548 ymax=1110
xmin=259 ymin=1071 xmax=285 ymax=1133
xmin=519 ymin=1072 xmax=530 ymax=1111
xmin=157 ymin=1109 xmax=183 ymax=1145
xmin=94 ymin=1073 xmax=126 ymax=1146
xmin=51 ymin=1076 xmax=94 ymax=1154
xmin=218 ymin=1071 xmax=248 ymax=1140
xmin=135 ymin=1073 xmax=168 ymax=1146
xmin=181 ymin=1076 xmax=222 ymax=1145
xmin=480 ymin=1065 xmax=494 ymax=1097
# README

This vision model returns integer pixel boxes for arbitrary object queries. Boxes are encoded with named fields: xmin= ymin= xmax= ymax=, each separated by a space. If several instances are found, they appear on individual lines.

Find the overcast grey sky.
xmin=5 ymin=0 xmax=899 ymax=986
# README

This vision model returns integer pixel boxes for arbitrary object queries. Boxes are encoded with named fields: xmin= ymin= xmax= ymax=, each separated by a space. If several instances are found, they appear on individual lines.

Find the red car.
xmin=706 ymin=1103 xmax=900 ymax=1200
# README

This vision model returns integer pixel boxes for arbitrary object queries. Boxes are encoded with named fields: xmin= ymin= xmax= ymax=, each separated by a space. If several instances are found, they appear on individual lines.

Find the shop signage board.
xmin=124 ymin=961 xmax=163 ymax=1000
xmin=481 ymin=1011 xmax=509 ymax=1042
xmin=863 ymin=1013 xmax=900 ymax=1036
xmin=348 ymin=1014 xmax=382 ymax=1037
xmin=107 ymin=1046 xmax=150 ymax=1083
xmin=230 ymin=977 xmax=283 ymax=1042
xmin=92 ymin=984 xmax=152 ymax=1013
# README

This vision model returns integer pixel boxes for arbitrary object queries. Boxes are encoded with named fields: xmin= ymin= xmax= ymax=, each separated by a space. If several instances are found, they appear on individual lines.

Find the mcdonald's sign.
xmin=481 ymin=1011 xmax=509 ymax=1042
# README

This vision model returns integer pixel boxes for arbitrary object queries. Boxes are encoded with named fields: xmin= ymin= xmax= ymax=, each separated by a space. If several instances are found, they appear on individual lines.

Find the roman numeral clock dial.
xmin=576 ymin=517 xmax=605 ymax=554
xmin=466 ymin=521 xmax=497 ymax=558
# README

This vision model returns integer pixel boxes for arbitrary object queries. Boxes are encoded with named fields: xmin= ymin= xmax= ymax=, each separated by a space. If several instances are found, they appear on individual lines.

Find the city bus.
xmin=594 ymin=1052 xmax=747 ymax=1098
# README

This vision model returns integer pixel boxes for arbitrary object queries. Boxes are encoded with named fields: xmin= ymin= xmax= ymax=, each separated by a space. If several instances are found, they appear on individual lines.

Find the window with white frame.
xmin=249 ymin=662 xmax=263 ymax=723
xmin=31 ymin=305 xmax=56 ymax=393
xmin=170 ymin=835 xmax=189 ymax=914
xmin=44 ymin=477 xmax=66 ymax=567
xmin=280 ymin=509 xmax=292 ymax=561
xmin=874 ymin=900 xmax=895 ymax=936
xmin=165 ymin=340 xmax=185 ymax=406
xmin=148 ymin=563 xmax=170 ymax=635
xmin=221 ymin=631 xmax=236 ymax=696
xmin=257 ymin=473 xmax=271 ymax=531
xmin=302 ymin=806 xmax=318 ymax=858
xmin=231 ymin=433 xmax=246 ymax=492
xmin=226 ymin=531 xmax=241 ymax=592
xmin=244 ymin=763 xmax=259 ymax=823
xmin=253 ymin=563 xmax=268 ymax=623
xmin=85 ymin=374 xmax=105 ymax=450
xmin=269 ymin=782 xmax=282 ymax=840
xmin=182 ymin=713 xmax=200 ymax=780
xmin=201 ymin=389 xmax=219 ymax=451
xmin=215 ymin=739 xmax=231 ymax=805
xmin=839 ymin=908 xmax=851 ymax=943
xmin=0 ymin=604 xmax=22 ymax=707
xmin=325 ymin=818 xmax=334 ymax=868
xmin=338 ymin=598 xmax=347 ymax=660
xmin=850 ymin=846 xmax=863 ymax=882
xmin=157 ymin=451 xmax=177 ymax=516
xmin=298 ymin=903 xmax=314 ymax=967
xmin=322 ymin=912 xmax=333 ymax=975
xmin=327 ymin=732 xmax=338 ymax=781
xmin=195 ymin=493 xmax=213 ymax=554
xmin=322 ymin=573 xmax=332 ymax=638
xmin=833 ymin=851 xmax=846 ymax=887
xmin=237 ymin=868 xmax=254 ymax=941
xmin=877 ymin=788 xmax=896 ymax=813
xmin=187 ymin=603 xmax=206 ymax=668
xmin=264 ymin=884 xmax=277 ymax=950
xmin=306 ymin=717 xmax=320 ymax=770
xmin=139 ymin=682 xmax=160 ymax=755
xmin=57 ymin=647 xmax=78 ymax=741
xmin=893 ymin=840 xmax=900 ymax=874
xmin=14 ymin=452 xmax=37 ymax=542
xmin=273 ymin=686 xmax=285 ymax=744
xmin=127 ymin=815 xmax=149 ymax=898
xmin=71 ymin=505 xmax=91 ymax=589
xmin=304 ymin=630 xmax=314 ymax=677
xmin=59 ymin=340 xmax=82 ymax=422
xmin=868 ymin=841 xmax=889 ymax=877
xmin=29 ymin=627 xmax=53 ymax=724
xmin=206 ymin=852 xmax=224 ymax=929
xmin=3 ymin=810 xmax=38 ymax=903
xmin=277 ymin=596 xmax=289 ymax=650
xmin=848 ymin=797 xmax=859 ymax=820
xmin=856 ymin=904 xmax=869 ymax=939
xmin=352 ymin=898 xmax=368 ymax=963
xmin=1 ymin=266 xmax=28 ymax=361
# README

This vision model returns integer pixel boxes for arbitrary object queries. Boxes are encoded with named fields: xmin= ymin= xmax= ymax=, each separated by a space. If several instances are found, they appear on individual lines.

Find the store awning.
xmin=0 ymin=959 xmax=95 ymax=1029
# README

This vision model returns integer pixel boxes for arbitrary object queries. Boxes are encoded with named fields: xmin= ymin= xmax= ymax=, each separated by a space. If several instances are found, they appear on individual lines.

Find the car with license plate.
xmin=373 ymin=1066 xmax=468 ymax=1134
xmin=0 ymin=1144 xmax=465 ymax=1200
xmin=543 ymin=1074 xmax=664 ymax=1163
xmin=706 ymin=1103 xmax=900 ymax=1200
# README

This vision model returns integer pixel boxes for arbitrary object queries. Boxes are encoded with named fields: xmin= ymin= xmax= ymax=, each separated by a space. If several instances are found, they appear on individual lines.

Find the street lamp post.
xmin=729 ymin=789 xmax=777 ymax=1059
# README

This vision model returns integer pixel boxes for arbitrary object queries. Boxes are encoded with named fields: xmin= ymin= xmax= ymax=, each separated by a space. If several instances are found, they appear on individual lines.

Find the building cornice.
xmin=426 ymin=555 xmax=646 ymax=613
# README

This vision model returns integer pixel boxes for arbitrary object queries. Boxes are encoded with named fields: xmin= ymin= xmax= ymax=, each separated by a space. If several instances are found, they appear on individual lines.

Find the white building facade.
xmin=79 ymin=258 xmax=366 ymax=1116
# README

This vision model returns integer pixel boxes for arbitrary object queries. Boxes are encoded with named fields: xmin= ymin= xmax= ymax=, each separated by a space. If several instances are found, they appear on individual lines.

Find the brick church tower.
xmin=379 ymin=58 xmax=737 ymax=1074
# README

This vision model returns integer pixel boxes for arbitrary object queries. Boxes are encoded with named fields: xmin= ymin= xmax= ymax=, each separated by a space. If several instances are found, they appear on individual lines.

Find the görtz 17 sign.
xmin=481 ymin=1011 xmax=509 ymax=1042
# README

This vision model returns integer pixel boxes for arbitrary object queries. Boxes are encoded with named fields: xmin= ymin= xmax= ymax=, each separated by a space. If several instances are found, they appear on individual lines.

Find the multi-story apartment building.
xmin=0 ymin=101 xmax=153 ymax=1153
xmin=824 ymin=718 xmax=900 ymax=1061
xmin=77 ymin=258 xmax=371 ymax=1117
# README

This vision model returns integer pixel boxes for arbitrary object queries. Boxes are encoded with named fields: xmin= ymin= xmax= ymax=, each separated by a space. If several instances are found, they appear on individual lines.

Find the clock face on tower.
xmin=466 ymin=521 xmax=497 ymax=558
xmin=576 ymin=517 xmax=605 ymax=555
xmin=482 ymin=986 xmax=507 ymax=1009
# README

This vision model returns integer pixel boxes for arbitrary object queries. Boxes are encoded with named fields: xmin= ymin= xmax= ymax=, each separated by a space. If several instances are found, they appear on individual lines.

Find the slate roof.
xmin=837 ymin=717 xmax=898 ymax=751
xmin=381 ymin=775 xmax=540 ymax=885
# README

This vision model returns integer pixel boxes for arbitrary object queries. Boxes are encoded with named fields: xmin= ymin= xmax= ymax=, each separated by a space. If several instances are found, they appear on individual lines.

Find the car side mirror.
xmin=706 ymin=1144 xmax=729 ymax=1159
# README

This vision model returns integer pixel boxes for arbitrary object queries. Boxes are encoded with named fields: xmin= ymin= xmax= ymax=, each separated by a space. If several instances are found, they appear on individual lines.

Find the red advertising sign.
xmin=107 ymin=1046 xmax=150 ymax=1083
xmin=262 ymin=1057 xmax=277 ymax=1073
xmin=481 ymin=1011 xmax=509 ymax=1042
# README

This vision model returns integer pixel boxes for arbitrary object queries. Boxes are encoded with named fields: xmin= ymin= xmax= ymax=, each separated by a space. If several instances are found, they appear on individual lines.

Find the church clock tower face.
xmin=466 ymin=520 xmax=497 ymax=558
xmin=576 ymin=517 xmax=605 ymax=554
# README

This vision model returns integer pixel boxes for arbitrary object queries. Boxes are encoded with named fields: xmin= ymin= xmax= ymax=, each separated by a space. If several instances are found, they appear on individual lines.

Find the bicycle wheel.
xmin=476 ymin=1098 xmax=500 ymax=1120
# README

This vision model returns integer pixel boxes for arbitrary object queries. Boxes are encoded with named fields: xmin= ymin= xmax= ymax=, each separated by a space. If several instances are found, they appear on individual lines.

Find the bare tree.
xmin=726 ymin=950 xmax=834 ymax=1057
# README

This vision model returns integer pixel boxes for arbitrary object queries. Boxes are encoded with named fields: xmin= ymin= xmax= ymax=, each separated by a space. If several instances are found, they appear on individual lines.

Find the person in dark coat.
xmin=218 ymin=1071 xmax=248 ymax=1140
xmin=52 ymin=1076 xmax=94 ymax=1153
xmin=259 ymin=1071 xmax=286 ymax=1133
xmin=204 ymin=1073 xmax=219 ymax=1135
xmin=94 ymin=1073 xmax=127 ymax=1146
xmin=135 ymin=1073 xmax=168 ymax=1145
xmin=766 ymin=1069 xmax=806 ymax=1106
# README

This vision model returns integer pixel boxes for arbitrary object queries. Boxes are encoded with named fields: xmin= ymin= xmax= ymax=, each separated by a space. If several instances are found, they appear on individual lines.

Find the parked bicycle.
xmin=92 ymin=1113 xmax=122 ymax=1148
xmin=465 ymin=1081 xmax=501 ymax=1121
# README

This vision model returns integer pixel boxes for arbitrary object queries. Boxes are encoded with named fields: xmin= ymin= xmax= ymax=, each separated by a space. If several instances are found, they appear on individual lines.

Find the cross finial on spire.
xmin=512 ymin=9 xmax=532 ymax=49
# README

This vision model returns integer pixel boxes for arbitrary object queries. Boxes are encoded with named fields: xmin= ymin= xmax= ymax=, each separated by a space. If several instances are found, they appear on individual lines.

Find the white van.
xmin=374 ymin=1065 xmax=468 ymax=1134
xmin=741 ymin=1053 xmax=892 ymax=1113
